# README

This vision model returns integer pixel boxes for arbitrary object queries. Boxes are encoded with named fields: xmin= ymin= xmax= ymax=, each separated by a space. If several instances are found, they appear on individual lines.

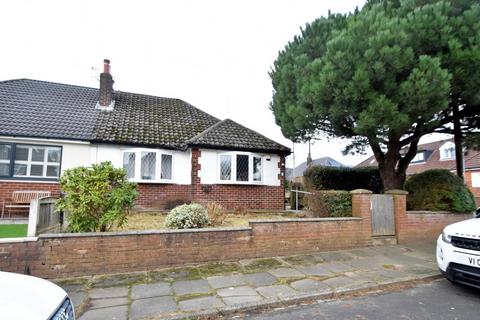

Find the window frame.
xmin=121 ymin=148 xmax=174 ymax=183
xmin=0 ymin=142 xmax=63 ymax=181
xmin=439 ymin=142 xmax=456 ymax=160
xmin=217 ymin=151 xmax=263 ymax=184
xmin=410 ymin=151 xmax=425 ymax=164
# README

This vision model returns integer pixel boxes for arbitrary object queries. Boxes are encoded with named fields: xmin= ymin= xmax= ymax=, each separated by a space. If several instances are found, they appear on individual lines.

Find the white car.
xmin=437 ymin=211 xmax=480 ymax=288
xmin=0 ymin=271 xmax=75 ymax=320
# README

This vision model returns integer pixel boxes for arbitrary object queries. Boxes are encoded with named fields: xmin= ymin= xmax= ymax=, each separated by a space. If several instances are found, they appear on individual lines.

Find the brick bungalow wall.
xmin=0 ymin=149 xmax=286 ymax=211
xmin=191 ymin=149 xmax=285 ymax=210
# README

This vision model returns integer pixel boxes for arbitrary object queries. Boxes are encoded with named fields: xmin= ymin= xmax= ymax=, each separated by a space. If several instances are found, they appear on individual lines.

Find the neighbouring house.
xmin=356 ymin=138 xmax=480 ymax=204
xmin=287 ymin=157 xmax=345 ymax=184
xmin=0 ymin=60 xmax=290 ymax=211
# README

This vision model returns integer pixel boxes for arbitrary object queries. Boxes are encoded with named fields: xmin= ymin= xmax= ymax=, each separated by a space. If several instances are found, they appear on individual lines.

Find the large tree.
xmin=270 ymin=0 xmax=480 ymax=190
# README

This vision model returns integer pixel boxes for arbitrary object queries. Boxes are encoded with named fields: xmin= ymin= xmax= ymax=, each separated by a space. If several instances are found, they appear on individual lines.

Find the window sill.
xmin=0 ymin=177 xmax=59 ymax=183
xmin=216 ymin=180 xmax=264 ymax=186
xmin=129 ymin=179 xmax=175 ymax=184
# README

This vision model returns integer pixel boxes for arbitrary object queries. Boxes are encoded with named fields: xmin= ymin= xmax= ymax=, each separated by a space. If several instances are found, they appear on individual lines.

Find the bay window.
xmin=219 ymin=152 xmax=263 ymax=183
xmin=122 ymin=149 xmax=173 ymax=182
xmin=0 ymin=143 xmax=62 ymax=179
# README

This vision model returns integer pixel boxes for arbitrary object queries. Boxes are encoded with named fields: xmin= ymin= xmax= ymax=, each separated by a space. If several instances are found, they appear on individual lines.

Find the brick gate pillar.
xmin=385 ymin=189 xmax=408 ymax=243
xmin=350 ymin=189 xmax=373 ymax=238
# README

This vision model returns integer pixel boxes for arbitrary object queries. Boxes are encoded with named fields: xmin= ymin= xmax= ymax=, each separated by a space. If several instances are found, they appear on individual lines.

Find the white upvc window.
xmin=12 ymin=145 xmax=61 ymax=178
xmin=472 ymin=173 xmax=480 ymax=188
xmin=218 ymin=152 xmax=263 ymax=184
xmin=410 ymin=152 xmax=425 ymax=163
xmin=440 ymin=142 xmax=455 ymax=160
xmin=122 ymin=149 xmax=173 ymax=182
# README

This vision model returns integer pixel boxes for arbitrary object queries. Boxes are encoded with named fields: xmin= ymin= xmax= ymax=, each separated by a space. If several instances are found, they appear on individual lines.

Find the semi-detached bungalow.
xmin=0 ymin=60 xmax=290 ymax=210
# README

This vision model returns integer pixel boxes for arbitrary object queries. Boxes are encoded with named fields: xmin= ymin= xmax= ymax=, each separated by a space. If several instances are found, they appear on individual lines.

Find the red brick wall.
xmin=0 ymin=217 xmax=370 ymax=279
xmin=136 ymin=184 xmax=191 ymax=208
xmin=0 ymin=181 xmax=61 ymax=214
xmin=464 ymin=170 xmax=480 ymax=205
xmin=390 ymin=191 xmax=472 ymax=243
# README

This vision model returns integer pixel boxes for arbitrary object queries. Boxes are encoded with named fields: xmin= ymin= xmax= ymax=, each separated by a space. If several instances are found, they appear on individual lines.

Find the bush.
xmin=56 ymin=162 xmax=138 ymax=232
xmin=305 ymin=191 xmax=352 ymax=217
xmin=304 ymin=166 xmax=383 ymax=193
xmin=207 ymin=202 xmax=227 ymax=226
xmin=165 ymin=203 xmax=210 ymax=229
xmin=405 ymin=169 xmax=476 ymax=213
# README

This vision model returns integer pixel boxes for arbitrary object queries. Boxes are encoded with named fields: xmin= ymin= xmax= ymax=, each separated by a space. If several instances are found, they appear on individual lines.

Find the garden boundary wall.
xmin=0 ymin=190 xmax=471 ymax=279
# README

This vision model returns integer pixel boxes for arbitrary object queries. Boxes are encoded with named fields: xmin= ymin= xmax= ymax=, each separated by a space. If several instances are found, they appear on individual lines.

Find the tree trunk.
xmin=452 ymin=103 xmax=464 ymax=179
xmin=379 ymin=167 xmax=406 ymax=191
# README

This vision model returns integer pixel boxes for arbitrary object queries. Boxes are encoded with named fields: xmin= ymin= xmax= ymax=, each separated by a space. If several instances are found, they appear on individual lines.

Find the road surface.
xmin=235 ymin=279 xmax=479 ymax=320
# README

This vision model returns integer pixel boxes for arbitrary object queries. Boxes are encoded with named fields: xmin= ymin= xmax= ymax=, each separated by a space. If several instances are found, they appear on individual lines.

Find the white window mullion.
xmin=135 ymin=151 xmax=141 ymax=181
xmin=156 ymin=151 xmax=161 ymax=181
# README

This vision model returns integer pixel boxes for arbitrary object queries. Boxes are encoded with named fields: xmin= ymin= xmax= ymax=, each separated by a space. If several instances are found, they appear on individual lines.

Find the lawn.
xmin=112 ymin=212 xmax=298 ymax=232
xmin=0 ymin=224 xmax=28 ymax=238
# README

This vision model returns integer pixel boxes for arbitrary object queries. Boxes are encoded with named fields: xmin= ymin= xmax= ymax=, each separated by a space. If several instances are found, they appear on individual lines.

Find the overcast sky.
xmin=0 ymin=0 xmax=449 ymax=168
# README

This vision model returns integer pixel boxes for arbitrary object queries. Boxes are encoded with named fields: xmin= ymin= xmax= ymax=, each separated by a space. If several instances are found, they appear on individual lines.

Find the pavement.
xmin=54 ymin=242 xmax=440 ymax=320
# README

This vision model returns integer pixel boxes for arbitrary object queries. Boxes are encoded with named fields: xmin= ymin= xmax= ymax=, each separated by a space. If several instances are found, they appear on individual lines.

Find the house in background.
xmin=287 ymin=157 xmax=345 ymax=184
xmin=356 ymin=139 xmax=480 ymax=204
xmin=0 ymin=60 xmax=290 ymax=210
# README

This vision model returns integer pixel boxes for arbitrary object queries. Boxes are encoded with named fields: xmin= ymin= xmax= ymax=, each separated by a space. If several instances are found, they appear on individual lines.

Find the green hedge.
xmin=305 ymin=191 xmax=352 ymax=217
xmin=405 ymin=169 xmax=476 ymax=213
xmin=304 ymin=166 xmax=383 ymax=193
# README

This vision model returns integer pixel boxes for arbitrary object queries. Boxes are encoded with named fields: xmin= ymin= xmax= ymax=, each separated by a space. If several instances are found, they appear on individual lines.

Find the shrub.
xmin=304 ymin=166 xmax=383 ymax=193
xmin=207 ymin=202 xmax=227 ymax=226
xmin=305 ymin=191 xmax=352 ymax=217
xmin=56 ymin=161 xmax=138 ymax=232
xmin=405 ymin=169 xmax=476 ymax=213
xmin=165 ymin=203 xmax=210 ymax=229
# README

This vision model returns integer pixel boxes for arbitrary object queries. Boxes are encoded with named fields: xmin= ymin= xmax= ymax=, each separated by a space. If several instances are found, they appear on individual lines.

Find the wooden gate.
xmin=371 ymin=194 xmax=395 ymax=236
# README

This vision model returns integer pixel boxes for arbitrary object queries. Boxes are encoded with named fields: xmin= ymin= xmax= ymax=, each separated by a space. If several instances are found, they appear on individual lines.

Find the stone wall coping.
xmin=407 ymin=210 xmax=473 ymax=216
xmin=38 ymin=227 xmax=253 ymax=239
xmin=350 ymin=189 xmax=373 ymax=194
xmin=385 ymin=189 xmax=409 ymax=195
xmin=0 ymin=237 xmax=38 ymax=243
xmin=249 ymin=217 xmax=362 ymax=224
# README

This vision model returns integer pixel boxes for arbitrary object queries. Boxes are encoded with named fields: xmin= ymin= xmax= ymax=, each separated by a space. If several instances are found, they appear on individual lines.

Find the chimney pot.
xmin=103 ymin=59 xmax=111 ymax=74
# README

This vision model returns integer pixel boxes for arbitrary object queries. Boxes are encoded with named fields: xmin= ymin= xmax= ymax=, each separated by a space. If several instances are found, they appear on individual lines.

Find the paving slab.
xmin=296 ymin=264 xmax=333 ymax=277
xmin=322 ymin=276 xmax=355 ymax=290
xmin=243 ymin=272 xmax=278 ymax=287
xmin=89 ymin=297 xmax=129 ymax=310
xmin=79 ymin=305 xmax=128 ymax=320
xmin=256 ymin=285 xmax=299 ymax=300
xmin=130 ymin=296 xmax=177 ymax=319
xmin=290 ymin=278 xmax=331 ymax=293
xmin=316 ymin=251 xmax=352 ymax=262
xmin=207 ymin=274 xmax=246 ymax=289
xmin=345 ymin=256 xmax=396 ymax=270
xmin=222 ymin=295 xmax=264 ymax=306
xmin=179 ymin=296 xmax=225 ymax=312
xmin=321 ymin=261 xmax=356 ymax=273
xmin=91 ymin=273 xmax=147 ymax=288
xmin=346 ymin=247 xmax=379 ymax=258
xmin=131 ymin=282 xmax=171 ymax=299
xmin=217 ymin=285 xmax=258 ymax=297
xmin=172 ymin=279 xmax=211 ymax=296
xmin=269 ymin=267 xmax=305 ymax=278
xmin=88 ymin=286 xmax=129 ymax=299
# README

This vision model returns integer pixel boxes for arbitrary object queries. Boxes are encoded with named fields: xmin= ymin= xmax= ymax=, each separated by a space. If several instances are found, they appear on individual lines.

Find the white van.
xmin=0 ymin=271 xmax=75 ymax=319
xmin=436 ymin=210 xmax=480 ymax=288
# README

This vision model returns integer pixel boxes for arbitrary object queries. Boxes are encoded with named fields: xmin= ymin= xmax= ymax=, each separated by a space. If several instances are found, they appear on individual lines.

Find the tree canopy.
xmin=270 ymin=0 xmax=480 ymax=189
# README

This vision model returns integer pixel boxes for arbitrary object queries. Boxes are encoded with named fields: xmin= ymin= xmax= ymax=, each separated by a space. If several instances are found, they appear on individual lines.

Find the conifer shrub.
xmin=405 ymin=169 xmax=476 ymax=213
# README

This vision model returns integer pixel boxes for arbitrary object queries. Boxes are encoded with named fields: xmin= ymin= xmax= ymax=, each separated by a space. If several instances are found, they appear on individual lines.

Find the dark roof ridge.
xmin=186 ymin=119 xmax=226 ymax=145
